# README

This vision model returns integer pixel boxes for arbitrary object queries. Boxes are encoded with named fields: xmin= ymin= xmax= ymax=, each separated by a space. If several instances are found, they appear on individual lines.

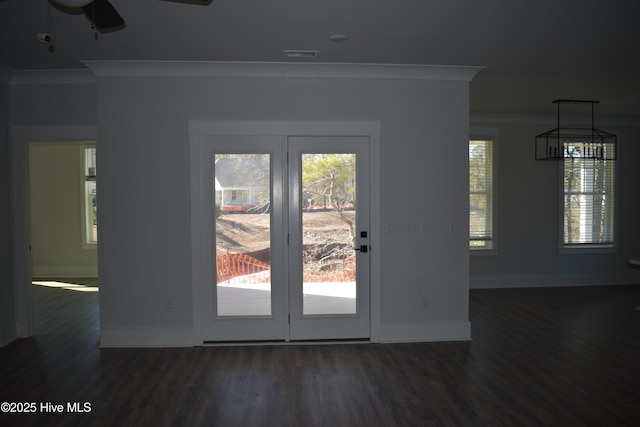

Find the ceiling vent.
xmin=284 ymin=50 xmax=319 ymax=58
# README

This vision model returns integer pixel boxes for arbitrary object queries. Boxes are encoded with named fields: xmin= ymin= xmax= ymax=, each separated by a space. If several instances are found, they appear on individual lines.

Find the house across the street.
xmin=215 ymin=156 xmax=270 ymax=213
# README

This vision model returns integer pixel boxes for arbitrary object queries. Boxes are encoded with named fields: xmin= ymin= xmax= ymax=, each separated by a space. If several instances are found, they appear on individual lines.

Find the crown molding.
xmin=81 ymin=60 xmax=484 ymax=81
xmin=9 ymin=69 xmax=96 ymax=85
xmin=471 ymin=112 xmax=640 ymax=127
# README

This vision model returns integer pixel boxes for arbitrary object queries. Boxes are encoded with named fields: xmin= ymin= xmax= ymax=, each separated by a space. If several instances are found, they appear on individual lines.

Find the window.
xmin=82 ymin=144 xmax=97 ymax=246
xmin=469 ymin=138 xmax=494 ymax=250
xmin=562 ymin=142 xmax=615 ymax=248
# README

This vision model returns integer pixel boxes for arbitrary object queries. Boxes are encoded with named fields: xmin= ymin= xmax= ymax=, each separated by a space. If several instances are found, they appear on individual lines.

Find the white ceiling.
xmin=2 ymin=0 xmax=639 ymax=117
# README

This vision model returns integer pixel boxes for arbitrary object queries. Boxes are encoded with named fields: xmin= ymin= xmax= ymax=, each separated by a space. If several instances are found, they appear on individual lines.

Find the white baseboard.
xmin=377 ymin=321 xmax=471 ymax=343
xmin=470 ymin=272 xmax=640 ymax=289
xmin=100 ymin=327 xmax=194 ymax=348
xmin=100 ymin=323 xmax=471 ymax=347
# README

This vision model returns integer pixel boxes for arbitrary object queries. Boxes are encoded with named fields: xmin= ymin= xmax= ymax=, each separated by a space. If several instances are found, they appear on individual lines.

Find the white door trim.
xmin=189 ymin=121 xmax=381 ymax=345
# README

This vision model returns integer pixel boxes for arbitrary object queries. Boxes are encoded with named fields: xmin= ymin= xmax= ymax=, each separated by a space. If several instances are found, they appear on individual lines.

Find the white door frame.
xmin=189 ymin=121 xmax=381 ymax=345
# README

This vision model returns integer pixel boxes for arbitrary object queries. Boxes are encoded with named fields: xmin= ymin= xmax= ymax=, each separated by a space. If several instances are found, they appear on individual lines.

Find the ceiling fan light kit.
xmin=535 ymin=100 xmax=617 ymax=161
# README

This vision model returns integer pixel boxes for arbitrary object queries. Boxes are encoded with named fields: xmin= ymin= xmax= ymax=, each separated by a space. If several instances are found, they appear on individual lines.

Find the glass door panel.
xmin=215 ymin=154 xmax=272 ymax=316
xmin=301 ymin=154 xmax=357 ymax=315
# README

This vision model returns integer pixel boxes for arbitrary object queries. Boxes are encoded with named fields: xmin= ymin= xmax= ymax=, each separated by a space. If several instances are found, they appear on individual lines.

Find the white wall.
xmin=470 ymin=114 xmax=640 ymax=288
xmin=90 ymin=62 xmax=478 ymax=346
xmin=28 ymin=142 xmax=98 ymax=278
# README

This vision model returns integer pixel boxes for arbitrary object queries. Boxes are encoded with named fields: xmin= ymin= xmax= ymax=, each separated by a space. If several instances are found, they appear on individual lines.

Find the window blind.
xmin=469 ymin=139 xmax=493 ymax=249
xmin=83 ymin=145 xmax=97 ymax=244
xmin=563 ymin=142 xmax=615 ymax=246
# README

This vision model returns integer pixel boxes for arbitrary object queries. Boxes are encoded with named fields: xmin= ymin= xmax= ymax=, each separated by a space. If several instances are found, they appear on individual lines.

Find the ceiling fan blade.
xmin=159 ymin=0 xmax=213 ymax=5
xmin=81 ymin=0 xmax=125 ymax=31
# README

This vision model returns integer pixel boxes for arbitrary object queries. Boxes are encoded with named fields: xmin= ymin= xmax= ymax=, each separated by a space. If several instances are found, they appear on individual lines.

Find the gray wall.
xmin=470 ymin=116 xmax=640 ymax=287
xmin=10 ymin=79 xmax=97 ymax=127
xmin=0 ymin=68 xmax=15 ymax=346
xmin=6 ymin=66 xmax=639 ymax=347
xmin=94 ymin=69 xmax=473 ymax=345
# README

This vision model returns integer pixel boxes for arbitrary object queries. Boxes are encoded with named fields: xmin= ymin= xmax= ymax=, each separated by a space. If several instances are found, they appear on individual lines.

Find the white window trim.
xmin=80 ymin=142 xmax=97 ymax=250
xmin=470 ymin=128 xmax=498 ymax=256
xmin=557 ymin=134 xmax=619 ymax=254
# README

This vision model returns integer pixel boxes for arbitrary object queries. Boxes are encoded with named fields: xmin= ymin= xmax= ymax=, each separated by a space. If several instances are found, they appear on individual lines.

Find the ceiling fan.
xmin=0 ymin=0 xmax=213 ymax=32
xmin=57 ymin=0 xmax=212 ymax=31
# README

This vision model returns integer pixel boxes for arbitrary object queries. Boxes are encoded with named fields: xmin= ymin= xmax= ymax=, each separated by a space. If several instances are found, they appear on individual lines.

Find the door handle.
xmin=354 ymin=245 xmax=368 ymax=253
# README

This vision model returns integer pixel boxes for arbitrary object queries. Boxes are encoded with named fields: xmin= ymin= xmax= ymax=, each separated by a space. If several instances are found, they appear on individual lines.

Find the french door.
xmin=200 ymin=136 xmax=370 ymax=342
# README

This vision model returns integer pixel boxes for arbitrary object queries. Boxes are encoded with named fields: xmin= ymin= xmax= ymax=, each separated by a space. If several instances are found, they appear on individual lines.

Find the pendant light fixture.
xmin=535 ymin=100 xmax=616 ymax=160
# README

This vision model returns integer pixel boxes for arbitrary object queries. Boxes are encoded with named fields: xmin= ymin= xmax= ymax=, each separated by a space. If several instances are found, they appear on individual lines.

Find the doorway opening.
xmin=27 ymin=141 xmax=99 ymax=336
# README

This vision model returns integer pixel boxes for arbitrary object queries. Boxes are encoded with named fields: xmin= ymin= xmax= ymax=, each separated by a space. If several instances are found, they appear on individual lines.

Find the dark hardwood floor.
xmin=1 ymin=282 xmax=639 ymax=426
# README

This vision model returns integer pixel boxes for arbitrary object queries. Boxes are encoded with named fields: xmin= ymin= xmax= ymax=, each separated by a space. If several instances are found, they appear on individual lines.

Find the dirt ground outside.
xmin=216 ymin=210 xmax=356 ymax=281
